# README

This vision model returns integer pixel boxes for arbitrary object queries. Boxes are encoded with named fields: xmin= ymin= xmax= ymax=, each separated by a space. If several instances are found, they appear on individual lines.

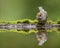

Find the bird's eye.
xmin=39 ymin=37 xmax=42 ymax=39
xmin=39 ymin=13 xmax=42 ymax=16
xmin=37 ymin=12 xmax=42 ymax=17
xmin=39 ymin=14 xmax=41 ymax=16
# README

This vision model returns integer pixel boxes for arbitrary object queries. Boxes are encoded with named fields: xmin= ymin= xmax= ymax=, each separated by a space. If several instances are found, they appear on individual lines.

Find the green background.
xmin=0 ymin=0 xmax=60 ymax=48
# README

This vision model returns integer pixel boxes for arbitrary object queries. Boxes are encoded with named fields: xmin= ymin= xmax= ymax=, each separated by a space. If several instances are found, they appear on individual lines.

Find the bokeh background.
xmin=0 ymin=0 xmax=60 ymax=48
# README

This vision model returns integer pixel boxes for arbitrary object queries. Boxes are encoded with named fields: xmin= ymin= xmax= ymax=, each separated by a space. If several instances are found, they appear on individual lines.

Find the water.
xmin=0 ymin=0 xmax=60 ymax=48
